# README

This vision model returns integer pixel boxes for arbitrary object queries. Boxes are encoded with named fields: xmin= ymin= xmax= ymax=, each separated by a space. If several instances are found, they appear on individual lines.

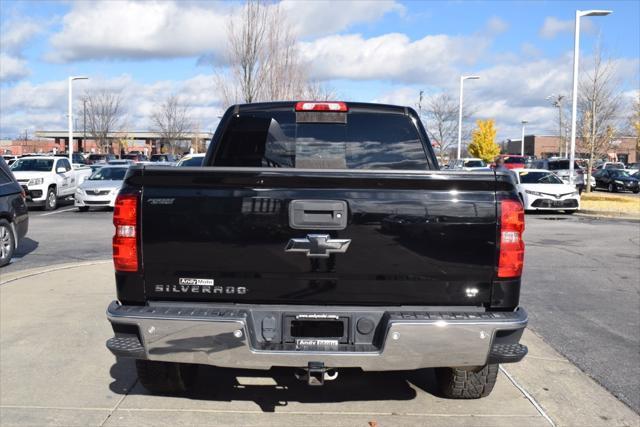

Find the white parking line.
xmin=37 ymin=207 xmax=78 ymax=217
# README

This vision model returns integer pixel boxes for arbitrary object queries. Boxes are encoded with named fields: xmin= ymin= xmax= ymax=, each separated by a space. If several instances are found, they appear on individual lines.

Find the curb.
xmin=576 ymin=210 xmax=640 ymax=222
xmin=0 ymin=259 xmax=112 ymax=286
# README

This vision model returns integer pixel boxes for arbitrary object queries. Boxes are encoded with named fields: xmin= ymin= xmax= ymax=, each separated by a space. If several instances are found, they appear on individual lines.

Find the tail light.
xmin=497 ymin=199 xmax=525 ymax=278
xmin=295 ymin=101 xmax=348 ymax=112
xmin=113 ymin=193 xmax=138 ymax=272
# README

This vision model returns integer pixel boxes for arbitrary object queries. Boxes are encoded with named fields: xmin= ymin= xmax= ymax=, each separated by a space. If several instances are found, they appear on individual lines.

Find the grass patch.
xmin=581 ymin=192 xmax=640 ymax=215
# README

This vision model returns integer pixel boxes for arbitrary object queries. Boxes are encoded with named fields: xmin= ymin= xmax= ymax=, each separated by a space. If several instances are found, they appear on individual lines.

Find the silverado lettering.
xmin=154 ymin=285 xmax=247 ymax=294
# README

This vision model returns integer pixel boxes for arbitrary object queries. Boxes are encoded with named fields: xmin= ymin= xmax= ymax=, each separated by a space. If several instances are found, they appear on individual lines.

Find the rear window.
xmin=548 ymin=160 xmax=582 ymax=170
xmin=89 ymin=167 xmax=127 ymax=181
xmin=463 ymin=160 xmax=485 ymax=167
xmin=178 ymin=156 xmax=204 ymax=167
xmin=605 ymin=163 xmax=625 ymax=169
xmin=213 ymin=111 xmax=429 ymax=170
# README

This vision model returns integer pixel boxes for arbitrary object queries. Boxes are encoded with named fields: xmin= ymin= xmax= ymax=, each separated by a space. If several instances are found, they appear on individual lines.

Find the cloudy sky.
xmin=0 ymin=0 xmax=638 ymax=142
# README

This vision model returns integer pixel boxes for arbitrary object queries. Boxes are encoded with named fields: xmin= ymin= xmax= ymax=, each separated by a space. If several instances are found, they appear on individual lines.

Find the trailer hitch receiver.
xmin=295 ymin=362 xmax=338 ymax=386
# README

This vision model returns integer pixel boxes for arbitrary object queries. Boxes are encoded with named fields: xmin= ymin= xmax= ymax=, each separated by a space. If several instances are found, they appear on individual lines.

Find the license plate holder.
xmin=283 ymin=314 xmax=350 ymax=344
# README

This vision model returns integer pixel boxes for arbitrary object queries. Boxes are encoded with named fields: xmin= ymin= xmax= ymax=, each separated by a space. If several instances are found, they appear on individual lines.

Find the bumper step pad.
xmin=106 ymin=336 xmax=145 ymax=358
xmin=488 ymin=343 xmax=528 ymax=364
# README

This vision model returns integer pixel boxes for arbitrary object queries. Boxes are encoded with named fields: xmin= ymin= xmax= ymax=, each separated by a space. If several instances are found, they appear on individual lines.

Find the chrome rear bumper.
xmin=107 ymin=301 xmax=527 ymax=370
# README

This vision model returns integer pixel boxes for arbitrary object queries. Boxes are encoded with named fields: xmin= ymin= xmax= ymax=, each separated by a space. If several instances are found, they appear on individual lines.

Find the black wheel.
xmin=135 ymin=360 xmax=196 ymax=394
xmin=44 ymin=187 xmax=58 ymax=210
xmin=633 ymin=190 xmax=639 ymax=194
xmin=564 ymin=210 xmax=575 ymax=215
xmin=436 ymin=364 xmax=498 ymax=399
xmin=77 ymin=206 xmax=90 ymax=212
xmin=608 ymin=183 xmax=615 ymax=193
xmin=0 ymin=220 xmax=15 ymax=268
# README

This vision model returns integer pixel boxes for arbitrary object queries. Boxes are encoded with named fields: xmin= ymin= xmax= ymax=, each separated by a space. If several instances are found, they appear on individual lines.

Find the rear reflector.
xmin=295 ymin=101 xmax=348 ymax=112
xmin=113 ymin=194 xmax=138 ymax=272
xmin=497 ymin=199 xmax=525 ymax=278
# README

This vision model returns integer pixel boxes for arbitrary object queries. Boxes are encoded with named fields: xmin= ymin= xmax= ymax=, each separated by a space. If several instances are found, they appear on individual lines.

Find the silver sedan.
xmin=74 ymin=165 xmax=128 ymax=211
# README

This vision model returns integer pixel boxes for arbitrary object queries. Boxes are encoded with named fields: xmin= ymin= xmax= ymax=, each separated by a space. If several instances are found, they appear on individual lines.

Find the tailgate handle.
xmin=289 ymin=200 xmax=347 ymax=230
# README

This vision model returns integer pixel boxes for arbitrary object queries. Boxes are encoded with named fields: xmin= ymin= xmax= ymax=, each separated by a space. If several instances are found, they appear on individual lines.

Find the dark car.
xmin=55 ymin=153 xmax=87 ymax=165
xmin=123 ymin=153 xmax=148 ymax=162
xmin=593 ymin=169 xmax=640 ymax=193
xmin=87 ymin=153 xmax=116 ymax=164
xmin=0 ymin=157 xmax=29 ymax=267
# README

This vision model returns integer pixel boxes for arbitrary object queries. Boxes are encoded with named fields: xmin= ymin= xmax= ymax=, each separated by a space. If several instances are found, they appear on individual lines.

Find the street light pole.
xmin=68 ymin=76 xmax=88 ymax=164
xmin=521 ymin=120 xmax=528 ymax=156
xmin=457 ymin=75 xmax=480 ymax=159
xmin=568 ymin=9 xmax=611 ymax=185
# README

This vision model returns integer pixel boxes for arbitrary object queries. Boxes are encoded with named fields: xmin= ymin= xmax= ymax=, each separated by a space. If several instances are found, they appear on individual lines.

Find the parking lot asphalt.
xmin=1 ymin=207 xmax=639 ymax=415
xmin=2 ymin=202 xmax=113 ymax=274
xmin=1 ymin=263 xmax=638 ymax=426
xmin=521 ymin=213 xmax=640 ymax=412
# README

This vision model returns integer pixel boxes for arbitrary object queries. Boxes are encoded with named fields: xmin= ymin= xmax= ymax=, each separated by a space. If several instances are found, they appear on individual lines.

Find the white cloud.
xmin=0 ymin=53 xmax=30 ymax=82
xmin=46 ymin=0 xmax=402 ymax=63
xmin=47 ymin=1 xmax=231 ymax=62
xmin=485 ymin=16 xmax=509 ymax=36
xmin=0 ymin=74 xmax=223 ymax=138
xmin=539 ymin=16 xmax=595 ymax=39
xmin=280 ymin=0 xmax=404 ymax=38
xmin=299 ymin=32 xmax=490 ymax=84
xmin=0 ymin=17 xmax=43 ymax=82
xmin=1 ymin=20 xmax=42 ymax=52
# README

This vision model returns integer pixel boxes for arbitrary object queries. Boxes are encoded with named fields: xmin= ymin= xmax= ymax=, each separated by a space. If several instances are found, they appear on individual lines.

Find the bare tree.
xmin=576 ymin=46 xmax=624 ymax=192
xmin=420 ymin=93 xmax=472 ymax=159
xmin=85 ymin=90 xmax=124 ymax=153
xmin=216 ymin=0 xmax=268 ymax=105
xmin=628 ymin=93 xmax=640 ymax=155
xmin=215 ymin=1 xmax=332 ymax=107
xmin=151 ymin=95 xmax=193 ymax=155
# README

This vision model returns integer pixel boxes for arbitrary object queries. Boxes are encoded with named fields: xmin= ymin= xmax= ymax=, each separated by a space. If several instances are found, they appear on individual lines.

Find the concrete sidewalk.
xmin=0 ymin=263 xmax=638 ymax=427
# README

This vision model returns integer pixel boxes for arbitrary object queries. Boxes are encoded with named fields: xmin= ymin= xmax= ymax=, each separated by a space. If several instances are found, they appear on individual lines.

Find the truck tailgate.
xmin=140 ymin=167 xmax=498 ymax=306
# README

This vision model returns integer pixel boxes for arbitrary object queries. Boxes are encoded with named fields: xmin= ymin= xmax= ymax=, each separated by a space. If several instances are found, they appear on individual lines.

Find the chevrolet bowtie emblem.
xmin=285 ymin=234 xmax=351 ymax=258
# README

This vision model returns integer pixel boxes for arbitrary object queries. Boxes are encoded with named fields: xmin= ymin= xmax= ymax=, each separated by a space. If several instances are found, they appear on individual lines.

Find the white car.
xmin=176 ymin=153 xmax=205 ymax=167
xmin=447 ymin=158 xmax=488 ymax=171
xmin=10 ymin=156 xmax=93 ymax=210
xmin=513 ymin=168 xmax=580 ymax=213
xmin=75 ymin=165 xmax=129 ymax=211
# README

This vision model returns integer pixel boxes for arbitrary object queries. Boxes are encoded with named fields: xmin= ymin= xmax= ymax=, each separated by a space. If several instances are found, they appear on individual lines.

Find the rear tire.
xmin=0 ymin=220 xmax=15 ymax=267
xmin=135 ymin=360 xmax=196 ymax=394
xmin=436 ymin=364 xmax=499 ymax=399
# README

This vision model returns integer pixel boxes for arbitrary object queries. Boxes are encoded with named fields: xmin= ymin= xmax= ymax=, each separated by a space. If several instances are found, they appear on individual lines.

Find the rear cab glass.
xmin=212 ymin=109 xmax=431 ymax=170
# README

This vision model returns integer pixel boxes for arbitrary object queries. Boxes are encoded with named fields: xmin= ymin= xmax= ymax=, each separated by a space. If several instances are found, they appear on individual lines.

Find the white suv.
xmin=10 ymin=156 xmax=93 ymax=210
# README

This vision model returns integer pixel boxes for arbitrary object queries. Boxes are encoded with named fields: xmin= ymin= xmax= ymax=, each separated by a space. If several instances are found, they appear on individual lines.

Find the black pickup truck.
xmin=106 ymin=101 xmax=527 ymax=398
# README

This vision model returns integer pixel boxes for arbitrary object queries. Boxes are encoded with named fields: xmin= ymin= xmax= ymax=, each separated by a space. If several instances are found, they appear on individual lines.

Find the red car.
xmin=499 ymin=155 xmax=526 ymax=169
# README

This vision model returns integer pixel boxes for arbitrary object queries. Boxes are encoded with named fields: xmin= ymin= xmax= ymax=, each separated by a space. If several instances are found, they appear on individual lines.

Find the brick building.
xmin=505 ymin=135 xmax=637 ymax=164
